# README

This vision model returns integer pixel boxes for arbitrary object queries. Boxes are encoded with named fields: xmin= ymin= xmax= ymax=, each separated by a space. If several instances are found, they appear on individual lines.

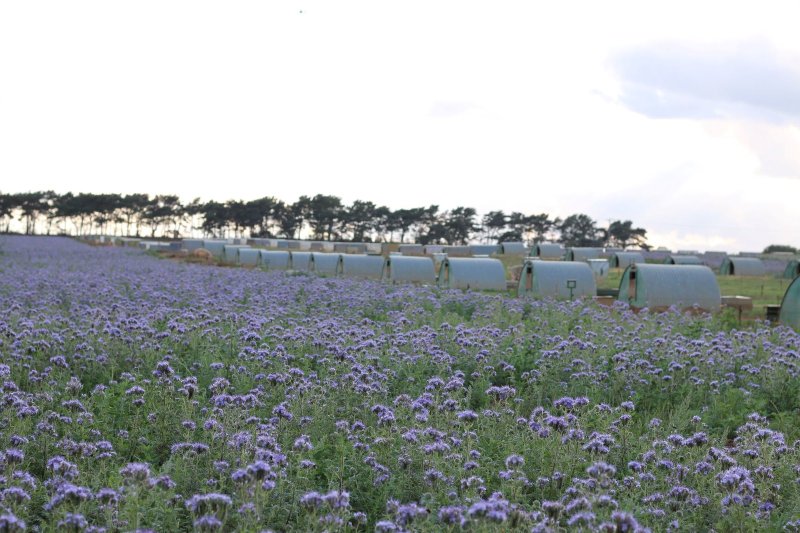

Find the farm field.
xmin=1 ymin=236 xmax=799 ymax=532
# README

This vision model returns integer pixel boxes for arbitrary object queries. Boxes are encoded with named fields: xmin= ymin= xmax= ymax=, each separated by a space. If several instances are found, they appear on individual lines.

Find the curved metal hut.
xmin=237 ymin=248 xmax=261 ymax=266
xmin=260 ymin=250 xmax=291 ymax=270
xmin=779 ymin=275 xmax=800 ymax=329
xmin=310 ymin=252 xmax=343 ymax=276
xmin=340 ymin=255 xmax=385 ymax=279
xmin=333 ymin=243 xmax=368 ymax=254
xmin=618 ymin=264 xmax=720 ymax=312
xmin=517 ymin=260 xmax=596 ymax=299
xmin=183 ymin=239 xmax=204 ymax=251
xmin=665 ymin=255 xmax=703 ymax=265
xmin=442 ymin=245 xmax=472 ymax=257
xmin=423 ymin=245 xmax=445 ymax=255
xmin=290 ymin=251 xmax=313 ymax=271
xmin=223 ymin=244 xmax=250 ymax=263
xmin=532 ymin=243 xmax=564 ymax=260
xmin=564 ymin=247 xmax=601 ymax=262
xmin=469 ymin=244 xmax=500 ymax=256
xmin=437 ymin=257 xmax=507 ymax=291
xmin=499 ymin=242 xmax=528 ymax=255
xmin=783 ymin=260 xmax=800 ymax=279
xmin=382 ymin=256 xmax=436 ymax=284
xmin=202 ymin=240 xmax=226 ymax=258
xmin=398 ymin=244 xmax=424 ymax=256
xmin=719 ymin=257 xmax=766 ymax=276
xmin=610 ymin=251 xmax=645 ymax=269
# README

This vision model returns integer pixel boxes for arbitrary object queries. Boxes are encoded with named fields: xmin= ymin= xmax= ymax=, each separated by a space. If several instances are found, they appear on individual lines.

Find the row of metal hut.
xmin=91 ymin=235 xmax=790 ymax=279
xmin=526 ymin=259 xmax=800 ymax=330
xmin=188 ymin=239 xmax=713 ymax=308
xmin=195 ymin=241 xmax=773 ymax=278
xmin=184 ymin=239 xmax=531 ymax=257
xmin=531 ymin=244 xmax=776 ymax=276
xmin=200 ymin=239 xmax=800 ymax=328
xmin=82 ymin=235 xmax=800 ymax=329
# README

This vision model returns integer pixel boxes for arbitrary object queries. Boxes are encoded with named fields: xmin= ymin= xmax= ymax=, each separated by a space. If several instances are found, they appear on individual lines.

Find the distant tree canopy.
xmin=559 ymin=214 xmax=606 ymax=248
xmin=607 ymin=220 xmax=649 ymax=250
xmin=763 ymin=244 xmax=797 ymax=254
xmin=0 ymin=190 xmax=652 ymax=247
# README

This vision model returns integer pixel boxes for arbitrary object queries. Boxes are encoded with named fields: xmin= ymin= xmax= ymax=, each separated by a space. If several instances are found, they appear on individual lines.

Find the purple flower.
xmin=293 ymin=435 xmax=313 ymax=451
xmin=394 ymin=502 xmax=429 ymax=525
xmin=185 ymin=493 xmax=232 ymax=514
xmin=119 ymin=462 xmax=151 ymax=482
xmin=485 ymin=385 xmax=516 ymax=401
xmin=149 ymin=475 xmax=176 ymax=489
xmin=609 ymin=510 xmax=643 ymax=532
xmin=193 ymin=515 xmax=223 ymax=531
xmin=567 ymin=511 xmax=596 ymax=527
xmin=1 ymin=487 xmax=30 ymax=504
xmin=457 ymin=410 xmax=478 ymax=422
xmin=438 ymin=505 xmax=466 ymax=526
xmin=0 ymin=513 xmax=26 ymax=532
xmin=300 ymin=491 xmax=323 ymax=509
xmin=587 ymin=461 xmax=617 ymax=478
xmin=96 ymin=488 xmax=119 ymax=504
xmin=375 ymin=521 xmax=398 ymax=532
xmin=504 ymin=454 xmax=524 ymax=468
xmin=57 ymin=513 xmax=88 ymax=531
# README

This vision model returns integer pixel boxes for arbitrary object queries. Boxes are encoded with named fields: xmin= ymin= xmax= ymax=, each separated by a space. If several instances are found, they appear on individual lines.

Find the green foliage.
xmin=558 ymin=213 xmax=604 ymax=247
xmin=606 ymin=220 xmax=649 ymax=250
xmin=763 ymin=244 xmax=797 ymax=254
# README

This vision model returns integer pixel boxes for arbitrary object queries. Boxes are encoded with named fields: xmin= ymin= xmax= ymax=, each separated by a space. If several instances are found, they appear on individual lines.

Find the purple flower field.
xmin=0 ymin=236 xmax=799 ymax=532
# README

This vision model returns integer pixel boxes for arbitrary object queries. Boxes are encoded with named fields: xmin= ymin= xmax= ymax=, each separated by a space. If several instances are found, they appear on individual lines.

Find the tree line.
xmin=0 ymin=191 xmax=649 ymax=248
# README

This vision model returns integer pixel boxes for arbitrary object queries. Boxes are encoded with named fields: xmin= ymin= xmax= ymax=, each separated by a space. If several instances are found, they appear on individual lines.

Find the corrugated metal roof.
xmin=469 ymin=244 xmax=501 ymax=256
xmin=719 ymin=257 xmax=766 ymax=276
xmin=438 ymin=257 xmax=507 ymax=291
xmin=202 ymin=240 xmax=226 ymax=257
xmin=290 ymin=251 xmax=313 ymax=271
xmin=182 ymin=239 xmax=204 ymax=251
xmin=665 ymin=255 xmax=703 ymax=265
xmin=310 ymin=253 xmax=342 ymax=275
xmin=340 ymin=255 xmax=384 ymax=279
xmin=784 ymin=260 xmax=800 ymax=280
xmin=499 ymin=242 xmax=528 ymax=255
xmin=517 ymin=260 xmax=596 ymax=299
xmin=611 ymin=252 xmax=645 ymax=268
xmin=260 ymin=251 xmax=291 ymax=270
xmin=383 ymin=256 xmax=436 ymax=284
xmin=565 ymin=247 xmax=602 ymax=261
xmin=533 ymin=243 xmax=564 ymax=259
xmin=618 ymin=264 xmax=720 ymax=311
xmin=780 ymin=276 xmax=800 ymax=329
xmin=398 ymin=244 xmax=424 ymax=256
xmin=238 ymin=248 xmax=261 ymax=266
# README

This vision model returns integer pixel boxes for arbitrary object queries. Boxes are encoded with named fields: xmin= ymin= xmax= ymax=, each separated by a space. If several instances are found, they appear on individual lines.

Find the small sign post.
xmin=566 ymin=279 xmax=577 ymax=300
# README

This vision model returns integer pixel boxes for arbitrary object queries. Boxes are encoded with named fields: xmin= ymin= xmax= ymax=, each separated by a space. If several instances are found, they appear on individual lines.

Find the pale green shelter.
xmin=779 ymin=276 xmax=800 ymax=329
xmin=618 ymin=264 xmax=720 ymax=312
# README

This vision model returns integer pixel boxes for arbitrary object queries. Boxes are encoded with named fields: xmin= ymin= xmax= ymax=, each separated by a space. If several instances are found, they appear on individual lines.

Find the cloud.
xmin=428 ymin=101 xmax=479 ymax=118
xmin=610 ymin=39 xmax=800 ymax=123
xmin=713 ymin=121 xmax=800 ymax=178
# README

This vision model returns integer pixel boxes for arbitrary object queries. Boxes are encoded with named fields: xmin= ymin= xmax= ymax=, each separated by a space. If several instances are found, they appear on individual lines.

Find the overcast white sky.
xmin=1 ymin=1 xmax=799 ymax=251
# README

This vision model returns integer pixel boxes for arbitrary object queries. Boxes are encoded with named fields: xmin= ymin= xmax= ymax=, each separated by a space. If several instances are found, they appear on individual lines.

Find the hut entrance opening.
xmin=628 ymin=268 xmax=637 ymax=302
xmin=523 ymin=263 xmax=533 ymax=292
